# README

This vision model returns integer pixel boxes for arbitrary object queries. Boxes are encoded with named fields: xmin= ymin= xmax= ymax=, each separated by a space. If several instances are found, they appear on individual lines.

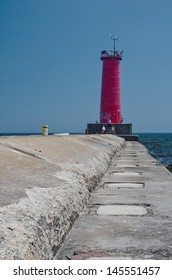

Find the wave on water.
xmin=138 ymin=133 xmax=172 ymax=172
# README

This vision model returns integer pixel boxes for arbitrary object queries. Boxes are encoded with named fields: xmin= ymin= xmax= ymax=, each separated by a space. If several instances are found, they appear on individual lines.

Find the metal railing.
xmin=101 ymin=50 xmax=123 ymax=60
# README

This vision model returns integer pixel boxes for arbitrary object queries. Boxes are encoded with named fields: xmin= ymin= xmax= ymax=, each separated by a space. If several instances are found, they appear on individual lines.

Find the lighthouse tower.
xmin=86 ymin=36 xmax=136 ymax=139
xmin=100 ymin=35 xmax=123 ymax=124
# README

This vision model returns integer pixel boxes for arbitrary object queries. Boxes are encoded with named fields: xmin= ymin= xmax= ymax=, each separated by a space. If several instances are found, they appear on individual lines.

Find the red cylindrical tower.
xmin=100 ymin=41 xmax=123 ymax=124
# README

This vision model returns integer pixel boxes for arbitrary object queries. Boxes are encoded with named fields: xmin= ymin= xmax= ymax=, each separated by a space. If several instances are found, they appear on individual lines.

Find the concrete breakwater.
xmin=0 ymin=134 xmax=124 ymax=259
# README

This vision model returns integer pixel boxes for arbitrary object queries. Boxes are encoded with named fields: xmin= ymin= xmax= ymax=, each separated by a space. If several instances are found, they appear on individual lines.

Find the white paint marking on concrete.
xmin=97 ymin=205 xmax=147 ymax=216
xmin=104 ymin=182 xmax=144 ymax=188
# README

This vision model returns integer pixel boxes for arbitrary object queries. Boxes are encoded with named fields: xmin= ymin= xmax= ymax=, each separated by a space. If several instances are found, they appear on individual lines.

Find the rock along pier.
xmin=0 ymin=135 xmax=172 ymax=259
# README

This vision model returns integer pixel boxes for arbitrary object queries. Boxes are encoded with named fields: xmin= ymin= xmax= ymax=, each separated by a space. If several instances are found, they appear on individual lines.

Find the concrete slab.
xmin=109 ymin=171 xmax=141 ymax=176
xmin=97 ymin=205 xmax=148 ymax=216
xmin=71 ymin=251 xmax=131 ymax=260
xmin=102 ymin=174 xmax=145 ymax=183
xmin=87 ymin=256 xmax=131 ymax=260
xmin=89 ymin=194 xmax=149 ymax=206
xmin=112 ymin=161 xmax=141 ymax=165
xmin=103 ymin=182 xmax=144 ymax=188
xmin=113 ymin=164 xmax=138 ymax=168
xmin=117 ymin=155 xmax=137 ymax=158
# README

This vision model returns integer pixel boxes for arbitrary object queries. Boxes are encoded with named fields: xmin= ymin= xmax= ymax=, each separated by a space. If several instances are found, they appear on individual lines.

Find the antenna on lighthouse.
xmin=110 ymin=34 xmax=118 ymax=52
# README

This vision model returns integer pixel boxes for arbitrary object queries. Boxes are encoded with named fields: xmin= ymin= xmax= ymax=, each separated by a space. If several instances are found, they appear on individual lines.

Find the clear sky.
xmin=1 ymin=0 xmax=172 ymax=133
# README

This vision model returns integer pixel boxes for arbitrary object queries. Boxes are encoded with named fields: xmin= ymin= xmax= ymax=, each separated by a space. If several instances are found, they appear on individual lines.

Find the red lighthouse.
xmin=100 ymin=36 xmax=123 ymax=124
xmin=86 ymin=36 xmax=136 ymax=139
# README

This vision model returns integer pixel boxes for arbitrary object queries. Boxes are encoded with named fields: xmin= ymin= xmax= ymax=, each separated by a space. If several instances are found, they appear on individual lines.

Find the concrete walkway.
xmin=56 ymin=141 xmax=172 ymax=260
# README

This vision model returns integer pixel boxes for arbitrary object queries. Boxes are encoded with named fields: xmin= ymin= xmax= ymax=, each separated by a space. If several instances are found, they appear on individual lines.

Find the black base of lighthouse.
xmin=86 ymin=123 xmax=138 ymax=141
xmin=86 ymin=123 xmax=132 ymax=134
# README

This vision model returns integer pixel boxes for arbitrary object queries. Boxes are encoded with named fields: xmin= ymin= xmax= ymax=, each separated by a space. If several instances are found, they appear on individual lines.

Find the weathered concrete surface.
xmin=0 ymin=134 xmax=124 ymax=259
xmin=56 ymin=141 xmax=172 ymax=260
xmin=97 ymin=205 xmax=148 ymax=216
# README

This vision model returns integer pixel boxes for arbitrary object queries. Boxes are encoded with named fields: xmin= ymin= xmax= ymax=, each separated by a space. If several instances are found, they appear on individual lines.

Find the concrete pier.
xmin=0 ymin=135 xmax=172 ymax=259
xmin=56 ymin=141 xmax=172 ymax=260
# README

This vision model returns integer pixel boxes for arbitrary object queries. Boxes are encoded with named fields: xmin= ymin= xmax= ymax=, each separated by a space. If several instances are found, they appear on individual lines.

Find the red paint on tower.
xmin=100 ymin=49 xmax=123 ymax=124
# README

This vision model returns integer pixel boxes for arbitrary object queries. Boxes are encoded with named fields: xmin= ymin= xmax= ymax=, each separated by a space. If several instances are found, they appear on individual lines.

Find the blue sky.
xmin=1 ymin=0 xmax=172 ymax=133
